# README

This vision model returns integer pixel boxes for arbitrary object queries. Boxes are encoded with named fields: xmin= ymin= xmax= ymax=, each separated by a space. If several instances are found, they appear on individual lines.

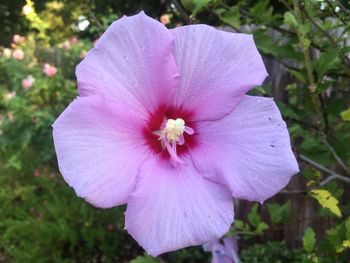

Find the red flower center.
xmin=143 ymin=105 xmax=198 ymax=163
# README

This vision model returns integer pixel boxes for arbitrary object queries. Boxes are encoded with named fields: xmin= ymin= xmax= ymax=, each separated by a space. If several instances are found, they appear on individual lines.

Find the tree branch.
xmin=321 ymin=139 xmax=350 ymax=176
xmin=300 ymin=154 xmax=350 ymax=185
xmin=172 ymin=0 xmax=192 ymax=24
xmin=303 ymin=8 xmax=350 ymax=77
xmin=319 ymin=173 xmax=350 ymax=186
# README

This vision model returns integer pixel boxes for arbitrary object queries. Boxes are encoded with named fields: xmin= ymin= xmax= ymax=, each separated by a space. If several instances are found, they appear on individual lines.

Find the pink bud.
xmin=43 ymin=63 xmax=57 ymax=77
xmin=13 ymin=34 xmax=25 ymax=44
xmin=22 ymin=75 xmax=36 ymax=90
xmin=70 ymin=36 xmax=78 ymax=45
xmin=160 ymin=14 xmax=170 ymax=25
xmin=12 ymin=49 xmax=24 ymax=60
xmin=34 ymin=169 xmax=40 ymax=177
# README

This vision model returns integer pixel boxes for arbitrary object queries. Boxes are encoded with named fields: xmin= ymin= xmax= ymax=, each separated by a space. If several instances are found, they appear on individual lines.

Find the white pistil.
xmin=155 ymin=118 xmax=194 ymax=166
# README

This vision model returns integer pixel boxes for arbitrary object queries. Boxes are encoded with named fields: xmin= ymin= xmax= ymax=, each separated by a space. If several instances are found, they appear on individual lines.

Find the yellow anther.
xmin=163 ymin=118 xmax=185 ymax=141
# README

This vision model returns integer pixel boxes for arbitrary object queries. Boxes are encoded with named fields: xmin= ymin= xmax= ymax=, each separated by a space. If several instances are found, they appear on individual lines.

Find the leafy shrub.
xmin=1 ymin=0 xmax=350 ymax=262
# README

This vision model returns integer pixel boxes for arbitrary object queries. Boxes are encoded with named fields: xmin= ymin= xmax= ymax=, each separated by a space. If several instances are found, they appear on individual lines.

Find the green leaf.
xmin=287 ymin=69 xmax=306 ymax=83
xmin=217 ymin=6 xmax=240 ymax=28
xmin=343 ymin=240 xmax=350 ymax=248
xmin=298 ymin=23 xmax=312 ymax=36
xmin=248 ymin=204 xmax=260 ymax=227
xmin=256 ymin=222 xmax=269 ymax=234
xmin=326 ymin=226 xmax=344 ymax=252
xmin=284 ymin=11 xmax=297 ymax=28
xmin=194 ymin=0 xmax=214 ymax=14
xmin=251 ymin=0 xmax=270 ymax=16
xmin=340 ymin=108 xmax=350 ymax=121
xmin=253 ymin=30 xmax=303 ymax=61
xmin=276 ymin=101 xmax=300 ymax=120
xmin=267 ymin=202 xmax=291 ymax=225
xmin=181 ymin=0 xmax=196 ymax=12
xmin=310 ymin=189 xmax=342 ymax=217
xmin=234 ymin=220 xmax=244 ymax=229
xmin=130 ymin=255 xmax=159 ymax=263
xmin=182 ymin=0 xmax=215 ymax=15
xmin=300 ymin=136 xmax=320 ymax=151
xmin=345 ymin=217 xmax=350 ymax=240
xmin=303 ymin=227 xmax=316 ymax=252
xmin=314 ymin=48 xmax=341 ymax=79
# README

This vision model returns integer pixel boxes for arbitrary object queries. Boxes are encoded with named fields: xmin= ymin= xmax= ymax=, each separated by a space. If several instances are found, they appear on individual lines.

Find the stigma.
xmin=154 ymin=118 xmax=194 ymax=166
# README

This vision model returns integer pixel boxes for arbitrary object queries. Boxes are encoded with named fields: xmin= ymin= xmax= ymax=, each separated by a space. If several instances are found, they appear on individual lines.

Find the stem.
xmin=172 ymin=0 xmax=192 ymax=24
xmin=318 ymin=94 xmax=329 ymax=133
xmin=319 ymin=174 xmax=350 ymax=186
xmin=300 ymin=154 xmax=350 ymax=185
xmin=291 ymin=0 xmax=327 ymax=132
xmin=292 ymin=0 xmax=315 ymax=86
xmin=280 ymin=189 xmax=307 ymax=194
xmin=324 ymin=0 xmax=348 ymax=25
xmin=303 ymin=6 xmax=350 ymax=77
xmin=322 ymin=139 xmax=350 ymax=176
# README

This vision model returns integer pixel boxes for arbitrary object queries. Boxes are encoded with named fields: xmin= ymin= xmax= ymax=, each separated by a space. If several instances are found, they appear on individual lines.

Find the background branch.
xmin=321 ymin=139 xmax=350 ymax=176
xmin=300 ymin=154 xmax=350 ymax=185
xmin=172 ymin=0 xmax=192 ymax=24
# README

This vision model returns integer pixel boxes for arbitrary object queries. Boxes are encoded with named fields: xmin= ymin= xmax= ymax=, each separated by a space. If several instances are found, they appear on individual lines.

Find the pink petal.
xmin=52 ymin=95 xmax=150 ymax=208
xmin=171 ymin=25 xmax=268 ymax=121
xmin=190 ymin=95 xmax=299 ymax=203
xmin=212 ymin=243 xmax=233 ymax=263
xmin=125 ymin=157 xmax=234 ymax=256
xmin=76 ymin=12 xmax=180 ymax=113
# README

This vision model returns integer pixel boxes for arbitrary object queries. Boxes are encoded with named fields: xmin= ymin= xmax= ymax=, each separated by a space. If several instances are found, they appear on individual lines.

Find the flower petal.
xmin=76 ymin=12 xmax=180 ymax=113
xmin=171 ymin=25 xmax=268 ymax=121
xmin=125 ymin=158 xmax=234 ymax=256
xmin=212 ymin=243 xmax=233 ymax=263
xmin=52 ymin=95 xmax=150 ymax=208
xmin=190 ymin=95 xmax=299 ymax=203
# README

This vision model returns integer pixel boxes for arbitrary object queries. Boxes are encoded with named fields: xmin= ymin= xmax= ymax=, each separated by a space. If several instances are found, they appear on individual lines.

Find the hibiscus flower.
xmin=52 ymin=12 xmax=298 ymax=256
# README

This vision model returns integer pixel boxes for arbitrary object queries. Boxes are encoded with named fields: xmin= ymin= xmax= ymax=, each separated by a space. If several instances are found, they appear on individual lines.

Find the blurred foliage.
xmin=1 ymin=0 xmax=350 ymax=262
xmin=240 ymin=241 xmax=307 ymax=263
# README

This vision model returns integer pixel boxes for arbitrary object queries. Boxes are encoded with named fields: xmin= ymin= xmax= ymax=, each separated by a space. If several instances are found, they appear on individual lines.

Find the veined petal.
xmin=125 ymin=157 xmax=234 ymax=256
xmin=190 ymin=95 xmax=299 ymax=203
xmin=171 ymin=25 xmax=268 ymax=121
xmin=212 ymin=243 xmax=233 ymax=263
xmin=52 ymin=95 xmax=150 ymax=208
xmin=76 ymin=12 xmax=180 ymax=113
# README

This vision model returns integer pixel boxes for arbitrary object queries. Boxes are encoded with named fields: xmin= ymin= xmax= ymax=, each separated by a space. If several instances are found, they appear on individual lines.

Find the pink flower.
xmin=160 ymin=14 xmax=170 ymax=25
xmin=12 ymin=49 xmax=24 ymax=60
xmin=34 ymin=169 xmax=40 ymax=177
xmin=52 ymin=12 xmax=298 ymax=256
xmin=43 ymin=63 xmax=57 ymax=77
xmin=22 ymin=75 xmax=36 ymax=90
xmin=203 ymin=237 xmax=240 ymax=263
xmin=13 ymin=34 xmax=25 ymax=44
xmin=70 ymin=36 xmax=78 ymax=45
